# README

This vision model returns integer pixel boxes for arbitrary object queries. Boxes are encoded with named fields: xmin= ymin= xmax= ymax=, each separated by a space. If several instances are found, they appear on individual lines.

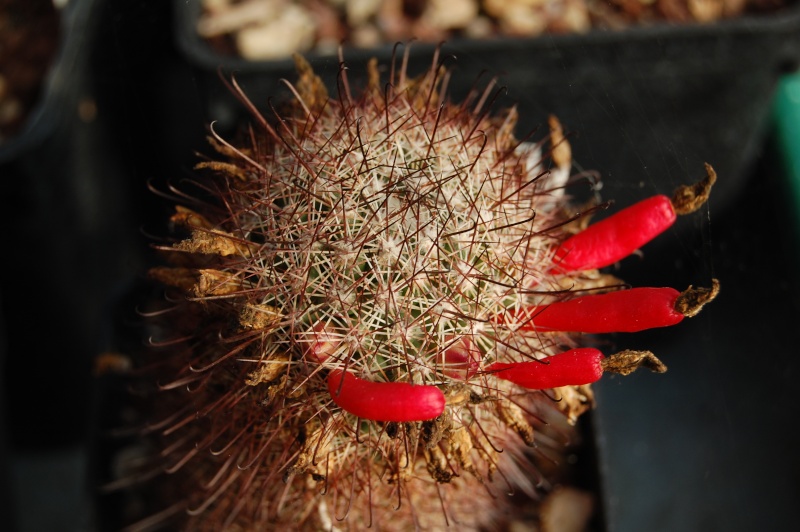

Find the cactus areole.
xmin=132 ymin=50 xmax=719 ymax=530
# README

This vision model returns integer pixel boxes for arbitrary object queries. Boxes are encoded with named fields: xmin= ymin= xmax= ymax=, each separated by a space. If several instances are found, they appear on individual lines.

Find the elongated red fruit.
xmin=327 ymin=370 xmax=446 ymax=422
xmin=500 ymin=287 xmax=684 ymax=333
xmin=486 ymin=348 xmax=604 ymax=389
xmin=552 ymin=195 xmax=676 ymax=271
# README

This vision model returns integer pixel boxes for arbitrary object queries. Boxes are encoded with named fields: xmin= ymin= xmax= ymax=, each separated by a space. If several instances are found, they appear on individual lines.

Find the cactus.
xmin=123 ymin=50 xmax=717 ymax=530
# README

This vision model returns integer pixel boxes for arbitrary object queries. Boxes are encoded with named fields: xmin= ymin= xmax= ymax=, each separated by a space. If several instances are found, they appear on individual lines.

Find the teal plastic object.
xmin=773 ymin=71 xmax=800 ymax=219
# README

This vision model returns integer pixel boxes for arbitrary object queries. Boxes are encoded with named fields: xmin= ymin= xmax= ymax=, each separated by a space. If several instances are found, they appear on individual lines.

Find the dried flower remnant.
xmin=122 ymin=51 xmax=718 ymax=530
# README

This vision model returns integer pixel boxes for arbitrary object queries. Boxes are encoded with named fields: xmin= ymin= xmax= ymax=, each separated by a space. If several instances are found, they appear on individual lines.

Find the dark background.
xmin=1 ymin=1 xmax=799 ymax=530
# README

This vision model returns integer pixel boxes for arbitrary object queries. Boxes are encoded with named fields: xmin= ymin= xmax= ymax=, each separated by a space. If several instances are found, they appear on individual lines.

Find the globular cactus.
xmin=123 ymin=49 xmax=718 ymax=530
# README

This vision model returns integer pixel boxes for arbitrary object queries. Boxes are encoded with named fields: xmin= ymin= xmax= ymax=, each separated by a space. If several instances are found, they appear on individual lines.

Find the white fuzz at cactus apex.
xmin=127 ymin=49 xmax=718 ymax=531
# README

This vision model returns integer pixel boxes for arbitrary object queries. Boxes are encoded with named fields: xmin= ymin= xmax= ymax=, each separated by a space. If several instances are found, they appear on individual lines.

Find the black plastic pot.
xmin=174 ymin=0 xmax=800 ymax=217
xmin=0 ymin=0 xmax=97 ymax=164
xmin=0 ymin=1 xmax=153 ymax=531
